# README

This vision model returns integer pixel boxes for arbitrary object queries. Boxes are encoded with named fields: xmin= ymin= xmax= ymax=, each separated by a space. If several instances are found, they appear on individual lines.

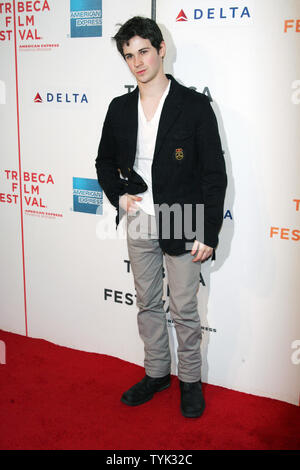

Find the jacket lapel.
xmin=124 ymin=75 xmax=184 ymax=168
xmin=153 ymin=75 xmax=184 ymax=161
xmin=123 ymin=86 xmax=138 ymax=168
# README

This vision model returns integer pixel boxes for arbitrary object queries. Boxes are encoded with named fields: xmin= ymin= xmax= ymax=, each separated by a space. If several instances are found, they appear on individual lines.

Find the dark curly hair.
xmin=112 ymin=16 xmax=164 ymax=57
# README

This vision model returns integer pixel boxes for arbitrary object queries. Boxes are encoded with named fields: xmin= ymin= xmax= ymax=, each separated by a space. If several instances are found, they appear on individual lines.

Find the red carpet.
xmin=0 ymin=329 xmax=299 ymax=450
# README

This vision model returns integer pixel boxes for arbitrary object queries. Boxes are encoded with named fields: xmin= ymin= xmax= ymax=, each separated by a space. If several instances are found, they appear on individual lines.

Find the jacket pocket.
xmin=171 ymin=129 xmax=194 ymax=141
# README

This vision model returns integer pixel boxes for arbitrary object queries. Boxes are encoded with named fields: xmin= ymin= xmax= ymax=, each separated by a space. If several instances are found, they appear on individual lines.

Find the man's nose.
xmin=134 ymin=55 xmax=143 ymax=68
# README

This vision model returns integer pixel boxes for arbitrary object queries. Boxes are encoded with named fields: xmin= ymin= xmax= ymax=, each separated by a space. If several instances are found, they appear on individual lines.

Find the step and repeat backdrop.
xmin=0 ymin=0 xmax=299 ymax=405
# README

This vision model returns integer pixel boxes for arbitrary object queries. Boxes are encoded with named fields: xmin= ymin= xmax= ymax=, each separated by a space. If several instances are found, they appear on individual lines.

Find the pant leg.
xmin=165 ymin=252 xmax=202 ymax=382
xmin=126 ymin=209 xmax=171 ymax=378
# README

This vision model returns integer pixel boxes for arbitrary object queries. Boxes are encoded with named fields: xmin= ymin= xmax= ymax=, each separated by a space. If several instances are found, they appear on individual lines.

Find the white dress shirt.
xmin=133 ymin=80 xmax=171 ymax=216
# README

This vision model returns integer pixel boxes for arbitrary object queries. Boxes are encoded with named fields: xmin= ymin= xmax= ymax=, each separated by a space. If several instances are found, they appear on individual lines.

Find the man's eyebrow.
xmin=124 ymin=47 xmax=150 ymax=57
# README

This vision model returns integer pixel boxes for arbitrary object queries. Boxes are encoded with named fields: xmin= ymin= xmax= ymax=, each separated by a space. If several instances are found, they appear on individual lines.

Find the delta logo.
xmin=176 ymin=5 xmax=251 ymax=22
xmin=34 ymin=93 xmax=42 ymax=103
xmin=33 ymin=91 xmax=88 ymax=104
xmin=176 ymin=9 xmax=188 ymax=22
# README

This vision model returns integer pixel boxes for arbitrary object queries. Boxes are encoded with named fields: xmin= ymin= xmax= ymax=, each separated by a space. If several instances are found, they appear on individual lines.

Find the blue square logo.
xmin=73 ymin=177 xmax=103 ymax=214
xmin=70 ymin=0 xmax=102 ymax=38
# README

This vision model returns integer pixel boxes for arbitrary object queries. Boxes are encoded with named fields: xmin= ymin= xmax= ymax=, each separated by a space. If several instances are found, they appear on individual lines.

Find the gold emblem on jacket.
xmin=175 ymin=148 xmax=184 ymax=160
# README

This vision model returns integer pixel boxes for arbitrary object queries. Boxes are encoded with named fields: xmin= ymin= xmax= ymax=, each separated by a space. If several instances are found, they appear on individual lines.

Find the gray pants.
xmin=126 ymin=208 xmax=202 ymax=383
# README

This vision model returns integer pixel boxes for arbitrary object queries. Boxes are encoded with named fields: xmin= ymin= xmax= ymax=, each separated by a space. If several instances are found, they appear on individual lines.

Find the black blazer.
xmin=95 ymin=74 xmax=227 ymax=257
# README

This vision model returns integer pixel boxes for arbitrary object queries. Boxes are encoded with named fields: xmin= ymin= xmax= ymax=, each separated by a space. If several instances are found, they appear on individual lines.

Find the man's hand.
xmin=119 ymin=193 xmax=142 ymax=214
xmin=191 ymin=240 xmax=213 ymax=262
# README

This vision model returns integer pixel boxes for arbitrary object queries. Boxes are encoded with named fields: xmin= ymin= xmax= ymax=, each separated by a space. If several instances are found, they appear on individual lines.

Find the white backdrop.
xmin=0 ymin=0 xmax=299 ymax=406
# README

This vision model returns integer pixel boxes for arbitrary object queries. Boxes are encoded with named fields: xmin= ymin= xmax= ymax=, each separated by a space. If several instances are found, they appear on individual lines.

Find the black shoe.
xmin=180 ymin=380 xmax=205 ymax=418
xmin=121 ymin=374 xmax=171 ymax=406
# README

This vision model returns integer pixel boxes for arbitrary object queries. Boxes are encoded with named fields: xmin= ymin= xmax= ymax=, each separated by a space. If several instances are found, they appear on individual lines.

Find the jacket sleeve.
xmin=95 ymin=99 xmax=127 ymax=208
xmin=197 ymin=95 xmax=227 ymax=249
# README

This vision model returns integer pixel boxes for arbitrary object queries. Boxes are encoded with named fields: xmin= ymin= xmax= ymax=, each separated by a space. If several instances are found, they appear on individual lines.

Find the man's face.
xmin=122 ymin=36 xmax=165 ymax=85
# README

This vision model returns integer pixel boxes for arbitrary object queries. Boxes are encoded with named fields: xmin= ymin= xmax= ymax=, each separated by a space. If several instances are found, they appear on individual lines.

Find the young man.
xmin=95 ymin=17 xmax=227 ymax=418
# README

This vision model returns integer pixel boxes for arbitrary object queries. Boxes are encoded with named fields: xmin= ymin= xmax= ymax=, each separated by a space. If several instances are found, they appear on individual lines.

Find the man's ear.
xmin=159 ymin=40 xmax=166 ymax=58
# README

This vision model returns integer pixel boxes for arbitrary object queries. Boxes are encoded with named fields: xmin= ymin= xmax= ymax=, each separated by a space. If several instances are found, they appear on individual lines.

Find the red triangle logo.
xmin=176 ymin=9 xmax=188 ymax=22
xmin=34 ymin=92 xmax=42 ymax=103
